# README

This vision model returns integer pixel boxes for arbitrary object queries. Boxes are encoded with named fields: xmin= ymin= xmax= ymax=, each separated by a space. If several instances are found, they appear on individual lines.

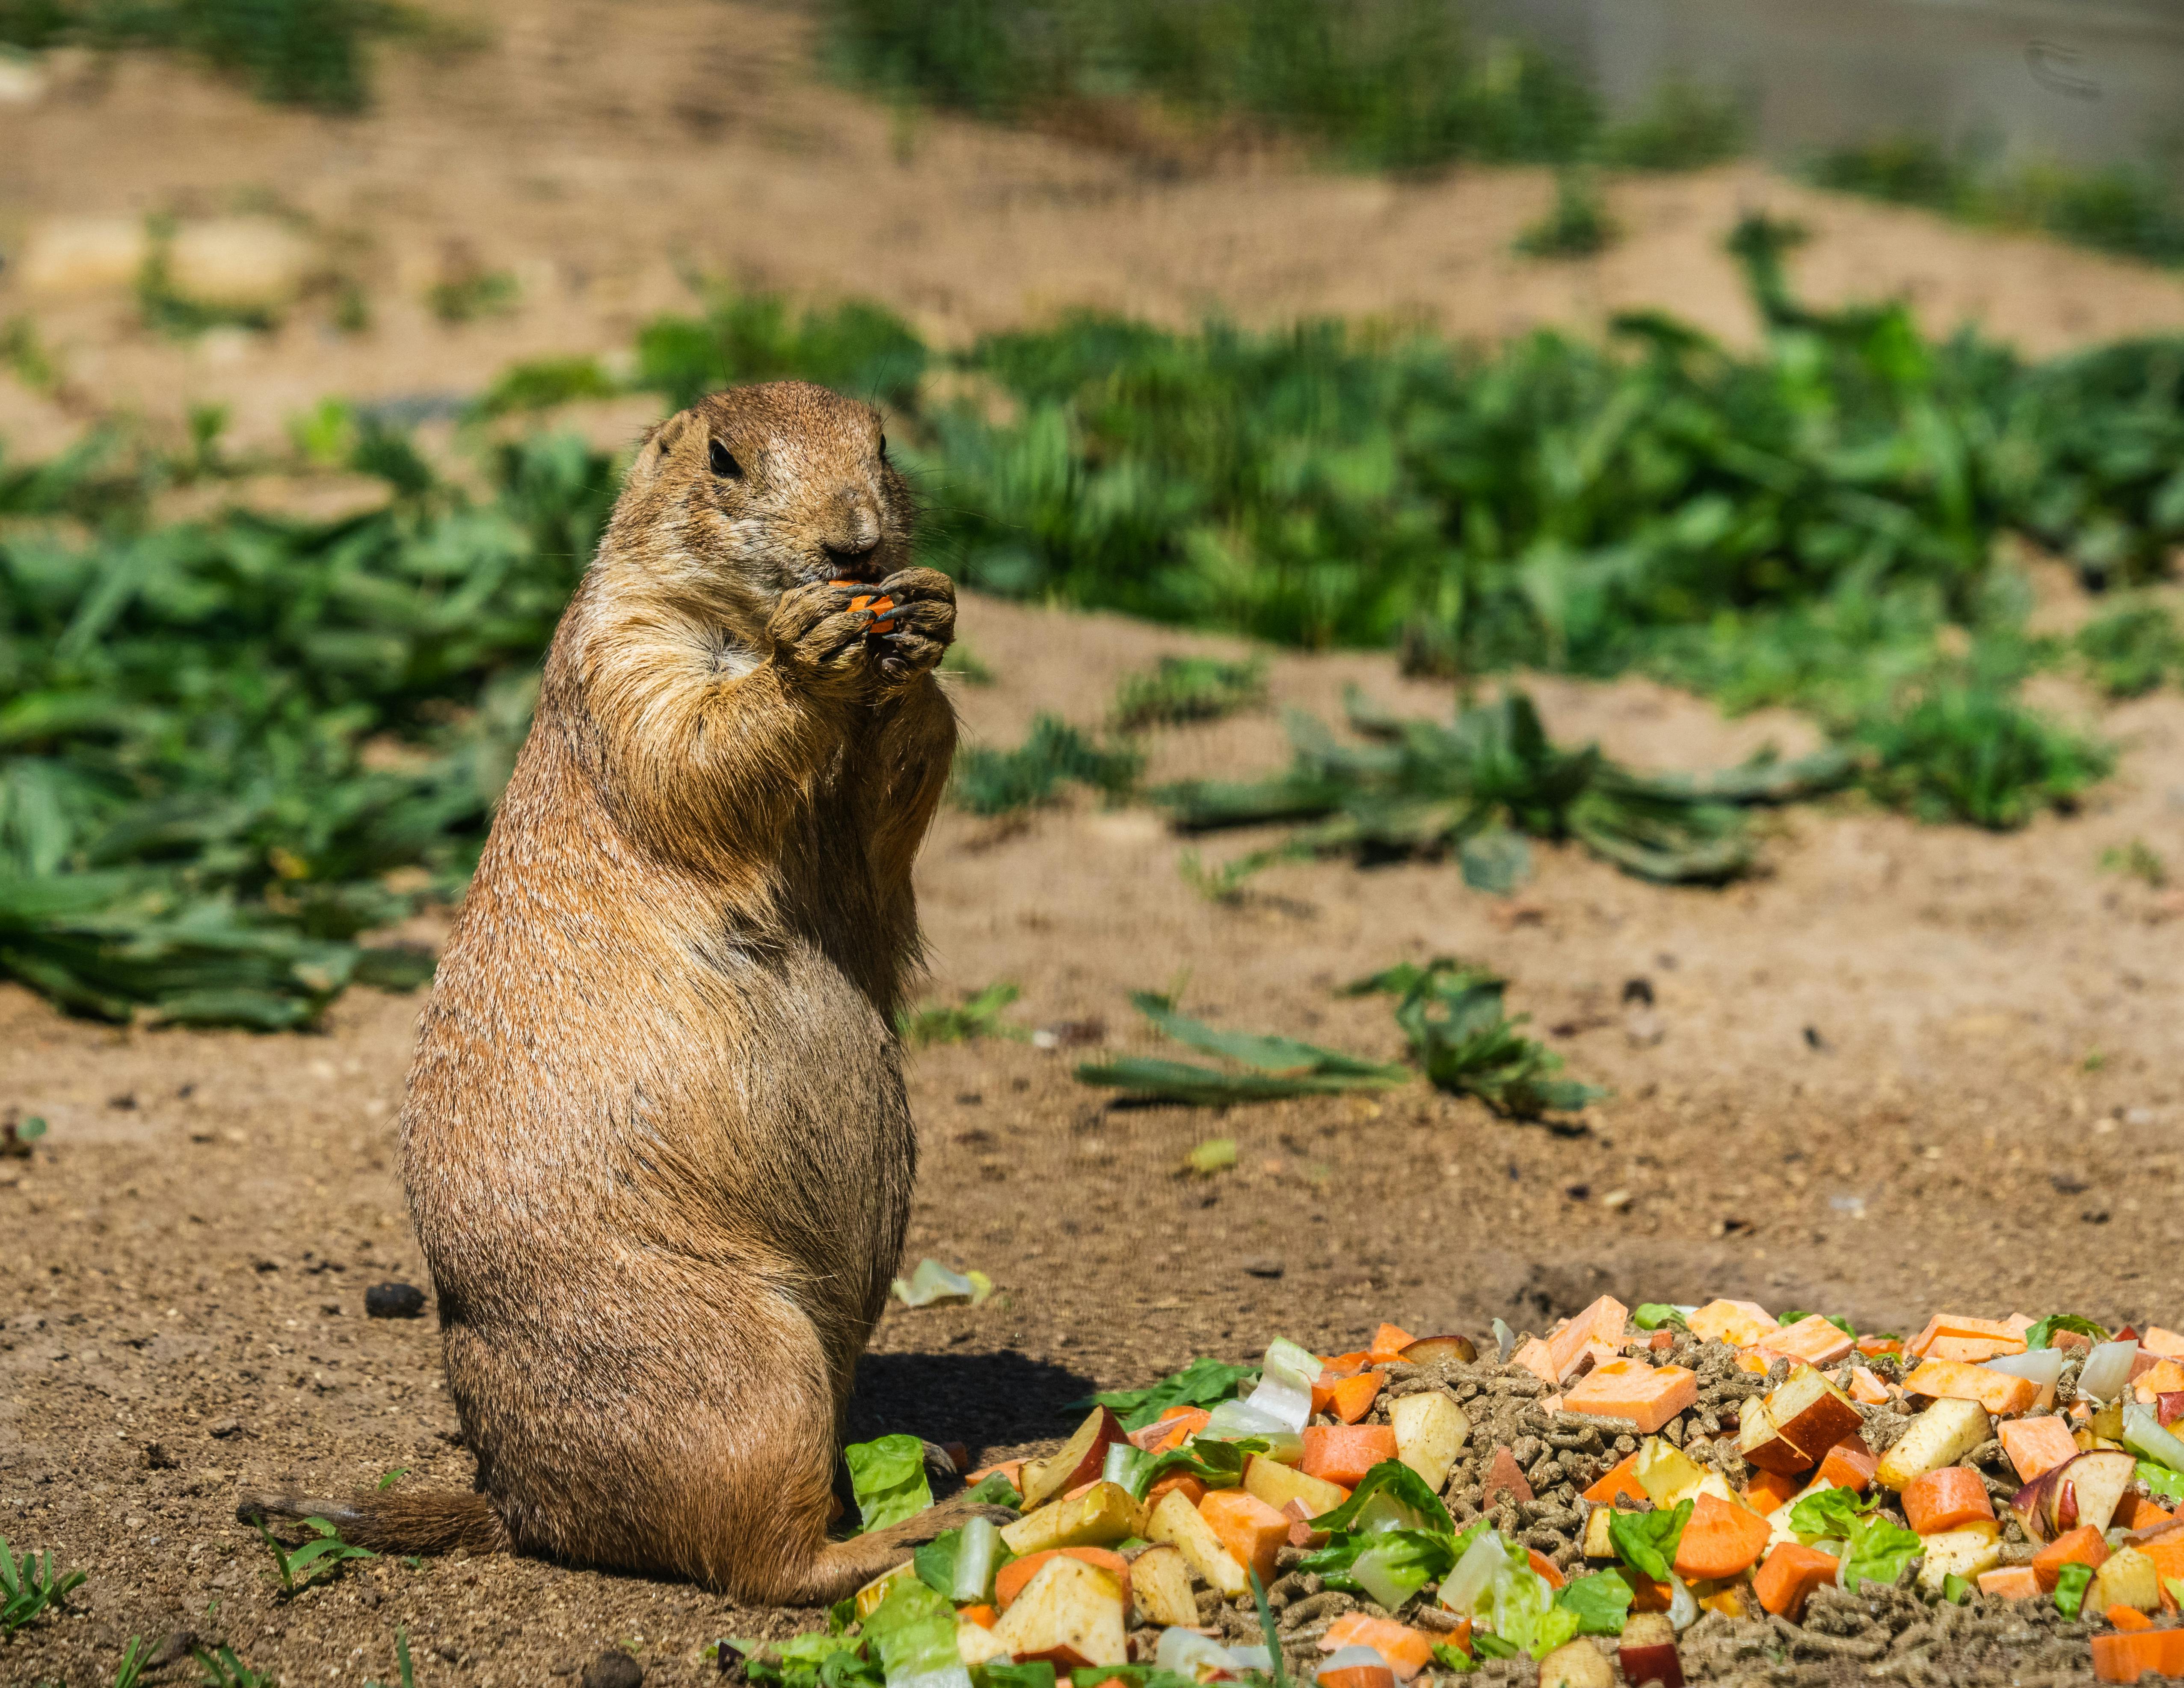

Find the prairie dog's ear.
xmin=627 ymin=412 xmax=693 ymax=490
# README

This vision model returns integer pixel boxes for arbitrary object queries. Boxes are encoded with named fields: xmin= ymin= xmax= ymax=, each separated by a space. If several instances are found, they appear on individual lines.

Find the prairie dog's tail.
xmin=238 ymin=1487 xmax=510 ymax=1556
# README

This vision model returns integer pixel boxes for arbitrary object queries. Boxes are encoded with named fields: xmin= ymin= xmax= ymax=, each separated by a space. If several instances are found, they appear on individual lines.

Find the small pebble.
xmin=365 ymin=1282 xmax=427 ymax=1319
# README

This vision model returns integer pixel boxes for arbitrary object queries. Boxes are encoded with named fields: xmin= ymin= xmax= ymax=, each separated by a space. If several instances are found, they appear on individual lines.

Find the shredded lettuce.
xmin=1307 ymin=1459 xmax=1455 ymax=1534
xmin=1482 ymin=1563 xmax=1580 ymax=1660
xmin=2051 ymin=1560 xmax=2095 ymax=1620
xmin=1840 ymin=1513 xmax=1923 ymax=1592
xmin=1779 ymin=1311 xmax=1857 ymax=1337
xmin=1430 ymin=1642 xmax=1478 ymax=1674
xmin=1631 ymin=1305 xmax=1688 ymax=1332
xmin=846 ymin=1435 xmax=934 ymax=1533
xmin=866 ymin=1578 xmax=969 ymax=1688
xmin=975 ymin=1667 xmax=1055 ymax=1688
xmin=2025 ymin=1314 xmax=2108 ymax=1351
xmin=961 ymin=1470 xmax=1022 ymax=1508
xmin=2140 ymin=1461 xmax=2184 ymax=1505
xmin=1468 ymin=1634 xmax=1521 ymax=1660
xmin=1608 ymin=1500 xmax=1692 ymax=1584
xmin=1787 ymin=1484 xmax=1882 ymax=1539
xmin=1082 ymin=1357 xmax=1260 ymax=1431
xmin=1121 ymin=1435 xmax=1261 ymax=1501
xmin=1556 ymin=1571 xmax=1633 ymax=1636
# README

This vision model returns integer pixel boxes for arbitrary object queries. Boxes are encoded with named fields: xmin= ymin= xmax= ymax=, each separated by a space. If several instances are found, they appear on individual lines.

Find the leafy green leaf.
xmin=1555 ymin=1571 xmax=1633 ymax=1636
xmin=1307 ymin=1459 xmax=1455 ymax=1536
xmin=1609 ymin=1500 xmax=1692 ymax=1584
xmin=1840 ymin=1513 xmax=1924 ymax=1592
xmin=1082 ymin=1356 xmax=1259 ymax=1431
xmin=1430 ymin=1643 xmax=1478 ymax=1674
xmin=1348 ymin=957 xmax=1605 ymax=1118
xmin=1787 ymin=1485 xmax=1883 ymax=1540
xmin=1469 ymin=1634 xmax=1521 ymax=1660
xmin=2051 ymin=1559 xmax=2095 ymax=1620
xmin=1780 ymin=1311 xmax=1856 ymax=1337
xmin=845 ymin=1435 xmax=933 ymax=1534
xmin=961 ymin=1471 xmax=1023 ymax=1508
xmin=1631 ymin=1305 xmax=1688 ymax=1332
xmin=2025 ymin=1314 xmax=2108 ymax=1350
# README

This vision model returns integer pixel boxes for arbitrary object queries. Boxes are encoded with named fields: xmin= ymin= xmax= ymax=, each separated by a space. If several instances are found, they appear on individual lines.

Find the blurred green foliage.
xmin=1514 ymin=170 xmax=1617 ymax=258
xmin=1810 ymin=137 xmax=2184 ymax=269
xmin=0 ymin=0 xmax=432 ymax=110
xmin=822 ymin=0 xmax=1742 ymax=175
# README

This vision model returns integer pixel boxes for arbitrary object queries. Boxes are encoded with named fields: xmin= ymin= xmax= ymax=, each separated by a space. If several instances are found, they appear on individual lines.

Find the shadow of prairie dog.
xmin=244 ymin=382 xmax=1001 ymax=1600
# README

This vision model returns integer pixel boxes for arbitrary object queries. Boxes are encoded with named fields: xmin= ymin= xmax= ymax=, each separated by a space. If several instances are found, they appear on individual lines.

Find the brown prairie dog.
xmin=246 ymin=381 xmax=998 ymax=1600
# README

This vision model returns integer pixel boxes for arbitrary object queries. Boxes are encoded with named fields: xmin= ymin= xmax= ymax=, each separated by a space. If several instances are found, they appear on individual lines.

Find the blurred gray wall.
xmin=1473 ymin=0 xmax=2184 ymax=169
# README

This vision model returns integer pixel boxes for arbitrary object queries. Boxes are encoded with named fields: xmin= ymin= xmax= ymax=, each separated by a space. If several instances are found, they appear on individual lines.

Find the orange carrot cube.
xmin=1906 ymin=1313 xmax=2025 ymax=1359
xmin=1583 ymin=1451 xmax=1647 ymax=1507
xmin=1199 ymin=1489 xmax=1292 ymax=1586
xmin=1998 ymin=1416 xmax=2079 ymax=1483
xmin=1901 ymin=1466 xmax=1994 ymax=1535
xmin=2092 ymin=1630 xmax=2184 ymax=1683
xmin=1330 ymin=1372 xmax=1384 ymax=1425
xmin=1977 ymin=1566 xmax=2041 ymax=1600
xmin=1815 ymin=1439 xmax=1877 ymax=1493
xmin=1562 ymin=1358 xmax=1698 ymax=1434
xmin=1672 ymin=1493 xmax=1774 ymax=1581
xmin=1301 ymin=1424 xmax=1399 ymax=1487
xmin=1319 ymin=1615 xmax=1435 ymax=1682
xmin=1900 ymin=1359 xmax=2039 ymax=1417
xmin=1367 ymin=1324 xmax=1416 ymax=1364
xmin=1753 ymin=1544 xmax=1839 ymax=1620
xmin=2031 ymin=1525 xmax=2107 ymax=1593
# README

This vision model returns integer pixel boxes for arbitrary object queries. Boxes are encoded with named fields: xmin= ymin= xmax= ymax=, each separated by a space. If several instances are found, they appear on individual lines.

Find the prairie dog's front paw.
xmin=768 ymin=581 xmax=879 ymax=694
xmin=871 ymin=567 xmax=956 ymax=685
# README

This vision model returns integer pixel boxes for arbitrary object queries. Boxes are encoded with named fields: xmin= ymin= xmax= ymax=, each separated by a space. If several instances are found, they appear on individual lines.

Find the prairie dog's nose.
xmin=822 ymin=487 xmax=882 ymax=576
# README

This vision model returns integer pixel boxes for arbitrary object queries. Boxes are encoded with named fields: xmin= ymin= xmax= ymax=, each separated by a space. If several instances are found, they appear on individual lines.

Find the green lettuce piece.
xmin=1483 ymin=1566 xmax=1580 ymax=1660
xmin=961 ymin=1471 xmax=1022 ymax=1508
xmin=1125 ymin=1437 xmax=1257 ymax=1501
xmin=1631 ymin=1305 xmax=1688 ymax=1332
xmin=1306 ymin=1458 xmax=1456 ymax=1534
xmin=2051 ymin=1560 xmax=2095 ymax=1620
xmin=1941 ymin=1574 xmax=1971 ymax=1605
xmin=2025 ymin=1314 xmax=2108 ymax=1350
xmin=2139 ymin=1462 xmax=2184 ymax=1505
xmin=1083 ymin=1356 xmax=1259 ymax=1430
xmin=847 ymin=1435 xmax=934 ymax=1533
xmin=975 ymin=1667 xmax=1055 ymax=1688
xmin=1555 ymin=1571 xmax=1633 ymax=1635
xmin=1840 ymin=1513 xmax=1923 ymax=1591
xmin=724 ymin=1632 xmax=874 ymax=1688
xmin=865 ymin=1578 xmax=963 ymax=1688
xmin=1609 ymin=1500 xmax=1692 ymax=1583
xmin=1468 ymin=1634 xmax=1521 ymax=1660
xmin=1780 ymin=1311 xmax=1856 ymax=1337
xmin=1301 ymin=1527 xmax=1457 ymax=1596
xmin=1431 ymin=1642 xmax=1478 ymax=1674
xmin=1787 ymin=1485 xmax=1882 ymax=1540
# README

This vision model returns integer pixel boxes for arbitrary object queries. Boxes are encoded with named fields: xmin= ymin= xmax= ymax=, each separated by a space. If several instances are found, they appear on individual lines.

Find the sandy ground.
xmin=4 ymin=5 xmax=2184 ymax=1684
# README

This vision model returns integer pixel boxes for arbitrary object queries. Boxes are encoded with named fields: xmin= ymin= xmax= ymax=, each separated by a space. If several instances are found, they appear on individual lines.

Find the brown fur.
xmin=243 ymin=383 xmax=989 ymax=1600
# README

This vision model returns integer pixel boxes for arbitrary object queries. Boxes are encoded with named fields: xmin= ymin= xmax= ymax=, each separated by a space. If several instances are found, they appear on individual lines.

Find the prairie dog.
xmin=248 ymin=382 xmax=992 ymax=1599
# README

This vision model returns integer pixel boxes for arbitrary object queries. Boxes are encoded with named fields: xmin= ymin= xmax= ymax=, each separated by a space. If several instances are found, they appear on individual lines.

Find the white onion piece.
xmin=1439 ymin=1528 xmax=1507 ymax=1615
xmin=1156 ymin=1628 xmax=1235 ymax=1679
xmin=1200 ymin=1399 xmax=1291 ymax=1442
xmin=1667 ymin=1575 xmax=1698 ymax=1632
xmin=2079 ymin=1340 xmax=2140 ymax=1404
xmin=1241 ymin=1338 xmax=1321 ymax=1433
xmin=1984 ymin=1347 xmax=2066 ymax=1407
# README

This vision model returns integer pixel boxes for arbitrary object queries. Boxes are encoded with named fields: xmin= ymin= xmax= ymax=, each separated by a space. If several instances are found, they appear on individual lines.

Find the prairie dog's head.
xmin=606 ymin=380 xmax=915 ymax=638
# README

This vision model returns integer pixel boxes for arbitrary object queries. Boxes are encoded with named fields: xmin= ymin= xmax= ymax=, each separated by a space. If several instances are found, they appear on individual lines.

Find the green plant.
xmin=950 ymin=715 xmax=1141 ymax=815
xmin=1599 ymin=80 xmax=1743 ymax=170
xmin=1348 ymin=957 xmax=1604 ymax=1118
xmin=138 ymin=235 xmax=281 ymax=338
xmin=2 ymin=316 xmax=59 ymax=394
xmin=1852 ymin=682 xmax=2110 ymax=829
xmin=2075 ymin=601 xmax=2184 ymax=697
xmin=1111 ymin=653 xmax=1267 ymax=729
xmin=253 ymin=1515 xmax=377 ymax=1594
xmin=194 ymin=1644 xmax=277 ymax=1688
xmin=2101 ymin=839 xmax=2166 ymax=888
xmin=364 ymin=1628 xmax=415 ymax=1688
xmin=429 ymin=269 xmax=520 ymax=324
xmin=1514 ymin=170 xmax=1617 ymax=258
xmin=114 ymin=1635 xmax=150 ymax=1688
xmin=1156 ymin=688 xmax=1852 ymax=887
xmin=471 ymin=356 xmax=618 ymax=419
xmin=895 ymin=980 xmax=1025 ymax=1044
xmin=634 ymin=291 xmax=927 ymax=413
xmin=0 ymin=1536 xmax=85 ymax=1635
xmin=1076 ymin=990 xmax=1408 ymax=1105
xmin=2 ymin=1114 xmax=45 ymax=1156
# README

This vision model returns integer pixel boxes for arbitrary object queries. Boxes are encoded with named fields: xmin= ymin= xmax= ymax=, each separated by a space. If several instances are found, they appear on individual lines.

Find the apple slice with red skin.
xmin=2160 ymin=1391 xmax=2184 ymax=1428
xmin=1618 ymin=1612 xmax=1683 ymax=1688
xmin=2011 ymin=1449 xmax=2139 ymax=1542
xmin=1019 ymin=1406 xmax=1129 ymax=1512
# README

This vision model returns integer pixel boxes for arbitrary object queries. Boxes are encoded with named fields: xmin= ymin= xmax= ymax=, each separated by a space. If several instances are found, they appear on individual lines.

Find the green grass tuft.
xmin=1853 ymin=682 xmax=2111 ymax=829
xmin=896 ymin=980 xmax=1024 ymax=1045
xmin=951 ymin=715 xmax=1141 ymax=815
xmin=1111 ymin=654 xmax=1267 ymax=729
xmin=1514 ymin=170 xmax=1618 ymax=258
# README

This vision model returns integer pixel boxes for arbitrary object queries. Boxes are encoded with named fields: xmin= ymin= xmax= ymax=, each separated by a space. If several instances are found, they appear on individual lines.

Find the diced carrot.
xmin=1925 ymin=1335 xmax=2027 ymax=1364
xmin=1527 ymin=1549 xmax=1566 ymax=1590
xmin=1331 ymin=1372 xmax=1384 ymax=1424
xmin=1999 ymin=1416 xmax=2082 ymax=1483
xmin=2107 ymin=1606 xmax=2155 ymax=1632
xmin=1753 ymin=1544 xmax=1840 ymax=1620
xmin=1744 ymin=1468 xmax=1804 ymax=1514
xmin=1900 ymin=1359 xmax=2039 ymax=1418
xmin=960 ymin=1605 xmax=998 ymax=1629
xmin=2092 ymin=1630 xmax=2184 ymax=1684
xmin=1901 ymin=1467 xmax=1995 ymax=1536
xmin=2116 ymin=1494 xmax=2175 ymax=1532
xmin=1320 ymin=1615 xmax=1436 ymax=1682
xmin=1317 ymin=1667 xmax=1396 ymax=1688
xmin=2143 ymin=1326 xmax=2184 ymax=1360
xmin=1437 ymin=1619 xmax=1471 ymax=1658
xmin=1977 ymin=1566 xmax=2040 ymax=1600
xmin=996 ymin=1549 xmax=1131 ymax=1611
xmin=966 ymin=1460 xmax=1023 ymax=1488
xmin=1562 ymin=1359 xmax=1699 ymax=1434
xmin=1673 ymin=1492 xmax=1774 ymax=1581
xmin=2136 ymin=1359 xmax=2184 ymax=1404
xmin=1687 ymin=1299 xmax=1776 ymax=1348
xmin=1128 ymin=1406 xmax=1211 ymax=1453
xmin=1323 ymin=1351 xmax=1373 ymax=1375
xmin=1368 ymin=1323 xmax=1417 ymax=1364
xmin=1848 ymin=1366 xmax=1891 ymax=1406
xmin=1510 ymin=1337 xmax=1559 ymax=1387
xmin=1200 ymin=1489 xmax=1296 ymax=1587
xmin=1751 ymin=1315 xmax=1856 ymax=1368
xmin=1145 ymin=1473 xmax=1206 ymax=1512
xmin=1815 ymin=1440 xmax=1878 ymax=1493
xmin=2142 ymin=1536 xmax=2184 ymax=1591
xmin=1584 ymin=1451 xmax=1648 ymax=1507
xmin=1302 ymin=1424 xmax=1399 ymax=1487
xmin=1547 ymin=1296 xmax=1631 ymax=1378
xmin=1624 ymin=1570 xmax=1673 ymax=1612
xmin=2031 ymin=1525 xmax=2108 ymax=1593
xmin=1907 ymin=1314 xmax=2025 ymax=1360
xmin=1856 ymin=1334 xmax=1904 ymax=1358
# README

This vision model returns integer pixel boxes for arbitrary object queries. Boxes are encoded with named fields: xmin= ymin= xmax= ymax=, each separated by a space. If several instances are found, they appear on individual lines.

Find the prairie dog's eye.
xmin=708 ymin=439 xmax=741 ymax=478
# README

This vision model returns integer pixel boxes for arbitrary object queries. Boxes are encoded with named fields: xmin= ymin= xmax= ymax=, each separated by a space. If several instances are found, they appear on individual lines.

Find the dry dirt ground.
xmin=4 ymin=5 xmax=2184 ymax=1686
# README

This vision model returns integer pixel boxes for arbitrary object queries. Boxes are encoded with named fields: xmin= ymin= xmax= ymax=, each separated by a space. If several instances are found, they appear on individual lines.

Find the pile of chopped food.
xmin=724 ymin=1303 xmax=2184 ymax=1688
